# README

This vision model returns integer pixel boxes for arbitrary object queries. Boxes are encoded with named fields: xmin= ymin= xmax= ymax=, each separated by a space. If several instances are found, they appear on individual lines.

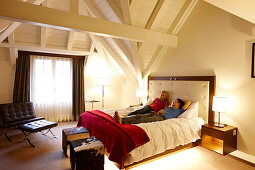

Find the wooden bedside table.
xmin=201 ymin=124 xmax=237 ymax=155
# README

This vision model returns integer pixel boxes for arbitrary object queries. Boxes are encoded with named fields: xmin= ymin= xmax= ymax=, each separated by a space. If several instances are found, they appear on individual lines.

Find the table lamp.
xmin=97 ymin=78 xmax=110 ymax=110
xmin=136 ymin=89 xmax=144 ymax=106
xmin=212 ymin=96 xmax=228 ymax=128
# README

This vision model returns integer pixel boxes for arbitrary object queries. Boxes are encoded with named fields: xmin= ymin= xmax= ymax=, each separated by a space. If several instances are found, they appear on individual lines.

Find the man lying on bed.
xmin=114 ymin=99 xmax=191 ymax=124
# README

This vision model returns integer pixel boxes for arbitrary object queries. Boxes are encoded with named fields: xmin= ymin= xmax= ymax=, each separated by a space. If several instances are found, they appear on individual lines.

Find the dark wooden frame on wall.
xmin=148 ymin=76 xmax=216 ymax=124
xmin=251 ymin=43 xmax=255 ymax=78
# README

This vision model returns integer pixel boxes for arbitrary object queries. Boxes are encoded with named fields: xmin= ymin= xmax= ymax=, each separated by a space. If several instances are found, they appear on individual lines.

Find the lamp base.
xmin=214 ymin=122 xmax=225 ymax=128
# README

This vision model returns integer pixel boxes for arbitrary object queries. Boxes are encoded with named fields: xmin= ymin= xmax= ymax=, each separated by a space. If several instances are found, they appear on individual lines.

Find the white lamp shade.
xmin=96 ymin=78 xmax=111 ymax=86
xmin=136 ymin=89 xmax=144 ymax=97
xmin=212 ymin=96 xmax=228 ymax=112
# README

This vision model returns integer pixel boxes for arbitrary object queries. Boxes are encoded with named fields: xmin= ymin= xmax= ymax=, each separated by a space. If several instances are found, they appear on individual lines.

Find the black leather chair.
xmin=0 ymin=102 xmax=44 ymax=141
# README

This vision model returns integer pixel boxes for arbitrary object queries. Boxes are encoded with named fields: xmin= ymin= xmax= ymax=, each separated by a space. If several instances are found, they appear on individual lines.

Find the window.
xmin=30 ymin=55 xmax=72 ymax=122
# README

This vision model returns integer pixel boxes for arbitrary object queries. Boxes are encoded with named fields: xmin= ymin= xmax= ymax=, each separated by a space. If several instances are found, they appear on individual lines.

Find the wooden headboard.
xmin=148 ymin=76 xmax=215 ymax=124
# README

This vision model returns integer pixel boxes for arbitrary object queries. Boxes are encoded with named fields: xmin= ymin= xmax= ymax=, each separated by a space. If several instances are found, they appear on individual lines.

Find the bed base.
xmin=108 ymin=140 xmax=201 ymax=170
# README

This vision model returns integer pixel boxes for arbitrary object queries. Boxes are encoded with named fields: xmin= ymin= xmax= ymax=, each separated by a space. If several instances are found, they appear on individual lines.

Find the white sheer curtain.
xmin=30 ymin=55 xmax=73 ymax=122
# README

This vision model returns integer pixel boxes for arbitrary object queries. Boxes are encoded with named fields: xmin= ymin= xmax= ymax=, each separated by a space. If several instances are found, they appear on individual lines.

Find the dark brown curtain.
xmin=13 ymin=52 xmax=30 ymax=103
xmin=72 ymin=57 xmax=85 ymax=121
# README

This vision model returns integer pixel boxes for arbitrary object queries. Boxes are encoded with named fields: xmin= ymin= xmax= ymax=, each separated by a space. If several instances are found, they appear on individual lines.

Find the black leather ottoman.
xmin=18 ymin=120 xmax=58 ymax=147
xmin=70 ymin=137 xmax=104 ymax=170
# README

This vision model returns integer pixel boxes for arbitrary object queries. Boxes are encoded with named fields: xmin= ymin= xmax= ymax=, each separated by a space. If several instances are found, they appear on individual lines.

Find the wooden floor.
xmin=0 ymin=121 xmax=254 ymax=170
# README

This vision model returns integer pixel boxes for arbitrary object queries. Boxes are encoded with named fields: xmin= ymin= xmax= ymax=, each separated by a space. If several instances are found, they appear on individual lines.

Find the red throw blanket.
xmin=77 ymin=110 xmax=150 ymax=168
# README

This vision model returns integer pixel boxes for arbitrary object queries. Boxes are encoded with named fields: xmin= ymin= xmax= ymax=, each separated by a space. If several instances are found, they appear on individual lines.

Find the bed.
xmin=78 ymin=76 xmax=215 ymax=169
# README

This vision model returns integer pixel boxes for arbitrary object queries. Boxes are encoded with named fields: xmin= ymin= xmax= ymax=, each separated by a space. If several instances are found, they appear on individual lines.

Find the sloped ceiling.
xmin=1 ymin=0 xmax=253 ymax=86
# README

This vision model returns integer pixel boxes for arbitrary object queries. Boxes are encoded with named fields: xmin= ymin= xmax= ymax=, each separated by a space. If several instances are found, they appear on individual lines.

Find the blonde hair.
xmin=160 ymin=90 xmax=169 ymax=104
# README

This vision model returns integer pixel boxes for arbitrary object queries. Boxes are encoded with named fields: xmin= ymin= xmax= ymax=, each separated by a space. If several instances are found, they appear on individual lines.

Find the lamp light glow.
xmin=136 ymin=89 xmax=144 ymax=105
xmin=96 ymin=78 xmax=111 ymax=86
xmin=96 ymin=78 xmax=111 ymax=110
xmin=213 ymin=96 xmax=228 ymax=128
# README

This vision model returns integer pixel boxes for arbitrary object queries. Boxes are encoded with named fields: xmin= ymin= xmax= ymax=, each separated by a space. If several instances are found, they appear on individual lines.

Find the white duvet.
xmin=103 ymin=107 xmax=203 ymax=166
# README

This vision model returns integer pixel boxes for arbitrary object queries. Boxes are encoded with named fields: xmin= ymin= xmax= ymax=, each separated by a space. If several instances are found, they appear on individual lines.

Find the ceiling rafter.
xmin=0 ymin=22 xmax=20 ymax=43
xmin=0 ymin=42 xmax=96 ymax=56
xmin=40 ymin=0 xmax=47 ymax=48
xmin=0 ymin=20 xmax=12 ymax=33
xmin=90 ymin=34 xmax=136 ymax=85
xmin=98 ymin=36 xmax=137 ymax=86
xmin=137 ymin=0 xmax=165 ymax=52
xmin=40 ymin=27 xmax=46 ymax=48
xmin=82 ymin=0 xmax=137 ymax=77
xmin=105 ymin=0 xmax=124 ymax=23
xmin=142 ymin=0 xmax=198 ymax=79
xmin=80 ymin=0 xmax=136 ymax=85
xmin=82 ymin=0 xmax=133 ymax=63
xmin=67 ymin=31 xmax=74 ymax=51
xmin=88 ymin=34 xmax=126 ymax=84
xmin=0 ymin=0 xmax=177 ymax=46
xmin=168 ymin=0 xmax=198 ymax=35
xmin=0 ymin=0 xmax=46 ymax=44
xmin=7 ymin=32 xmax=17 ymax=66
xmin=89 ymin=41 xmax=95 ymax=52
xmin=120 ymin=0 xmax=143 ymax=87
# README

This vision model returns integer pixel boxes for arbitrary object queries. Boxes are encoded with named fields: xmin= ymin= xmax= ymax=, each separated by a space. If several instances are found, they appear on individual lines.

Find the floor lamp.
xmin=97 ymin=78 xmax=110 ymax=110
xmin=212 ymin=96 xmax=228 ymax=128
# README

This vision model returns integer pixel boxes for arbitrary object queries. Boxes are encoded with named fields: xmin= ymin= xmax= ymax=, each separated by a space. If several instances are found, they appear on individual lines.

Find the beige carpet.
xmin=0 ymin=121 xmax=254 ymax=170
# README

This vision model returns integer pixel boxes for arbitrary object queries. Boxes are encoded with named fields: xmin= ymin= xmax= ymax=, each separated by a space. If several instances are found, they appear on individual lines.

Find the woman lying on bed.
xmin=128 ymin=90 xmax=170 ymax=115
xmin=114 ymin=99 xmax=191 ymax=124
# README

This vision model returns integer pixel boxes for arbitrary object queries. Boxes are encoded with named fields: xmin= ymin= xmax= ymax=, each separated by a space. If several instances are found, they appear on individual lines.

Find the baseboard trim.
xmin=227 ymin=152 xmax=255 ymax=167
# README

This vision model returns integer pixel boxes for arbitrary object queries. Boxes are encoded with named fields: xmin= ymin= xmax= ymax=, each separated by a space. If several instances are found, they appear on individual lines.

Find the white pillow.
xmin=145 ymin=98 xmax=153 ymax=106
xmin=178 ymin=102 xmax=199 ymax=119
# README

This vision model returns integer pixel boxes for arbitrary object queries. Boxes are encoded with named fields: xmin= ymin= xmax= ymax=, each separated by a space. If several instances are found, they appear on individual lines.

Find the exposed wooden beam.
xmin=27 ymin=0 xmax=45 ymax=4
xmin=0 ymin=42 xmax=96 ymax=56
xmin=70 ymin=0 xmax=79 ymax=14
xmin=88 ymin=34 xmax=128 ymax=84
xmin=120 ymin=0 xmax=132 ymax=24
xmin=89 ymin=41 xmax=95 ymax=53
xmin=120 ymin=0 xmax=143 ymax=87
xmin=8 ymin=32 xmax=17 ymax=66
xmin=0 ymin=0 xmax=46 ymax=43
xmin=82 ymin=0 xmax=136 ymax=74
xmin=107 ymin=38 xmax=134 ymax=69
xmin=105 ymin=0 xmax=124 ymax=23
xmin=0 ymin=20 xmax=12 ymax=33
xmin=67 ymin=31 xmax=74 ymax=51
xmin=143 ymin=0 xmax=198 ymax=79
xmin=40 ymin=0 xmax=47 ymax=48
xmin=80 ymin=1 xmax=129 ymax=84
xmin=40 ymin=27 xmax=46 ymax=48
xmin=168 ymin=0 xmax=198 ymax=35
xmin=204 ymin=0 xmax=255 ymax=25
xmin=0 ymin=0 xmax=177 ymax=47
xmin=95 ymin=36 xmax=137 ymax=85
xmin=146 ymin=0 xmax=165 ymax=29
xmin=0 ymin=22 xmax=20 ymax=43
xmin=137 ymin=0 xmax=165 ymax=55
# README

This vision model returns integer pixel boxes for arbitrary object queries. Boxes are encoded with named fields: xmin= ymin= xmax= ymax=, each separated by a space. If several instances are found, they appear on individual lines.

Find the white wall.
xmin=84 ymin=54 xmax=122 ymax=110
xmin=0 ymin=48 xmax=15 ymax=103
xmin=153 ymin=1 xmax=255 ymax=156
